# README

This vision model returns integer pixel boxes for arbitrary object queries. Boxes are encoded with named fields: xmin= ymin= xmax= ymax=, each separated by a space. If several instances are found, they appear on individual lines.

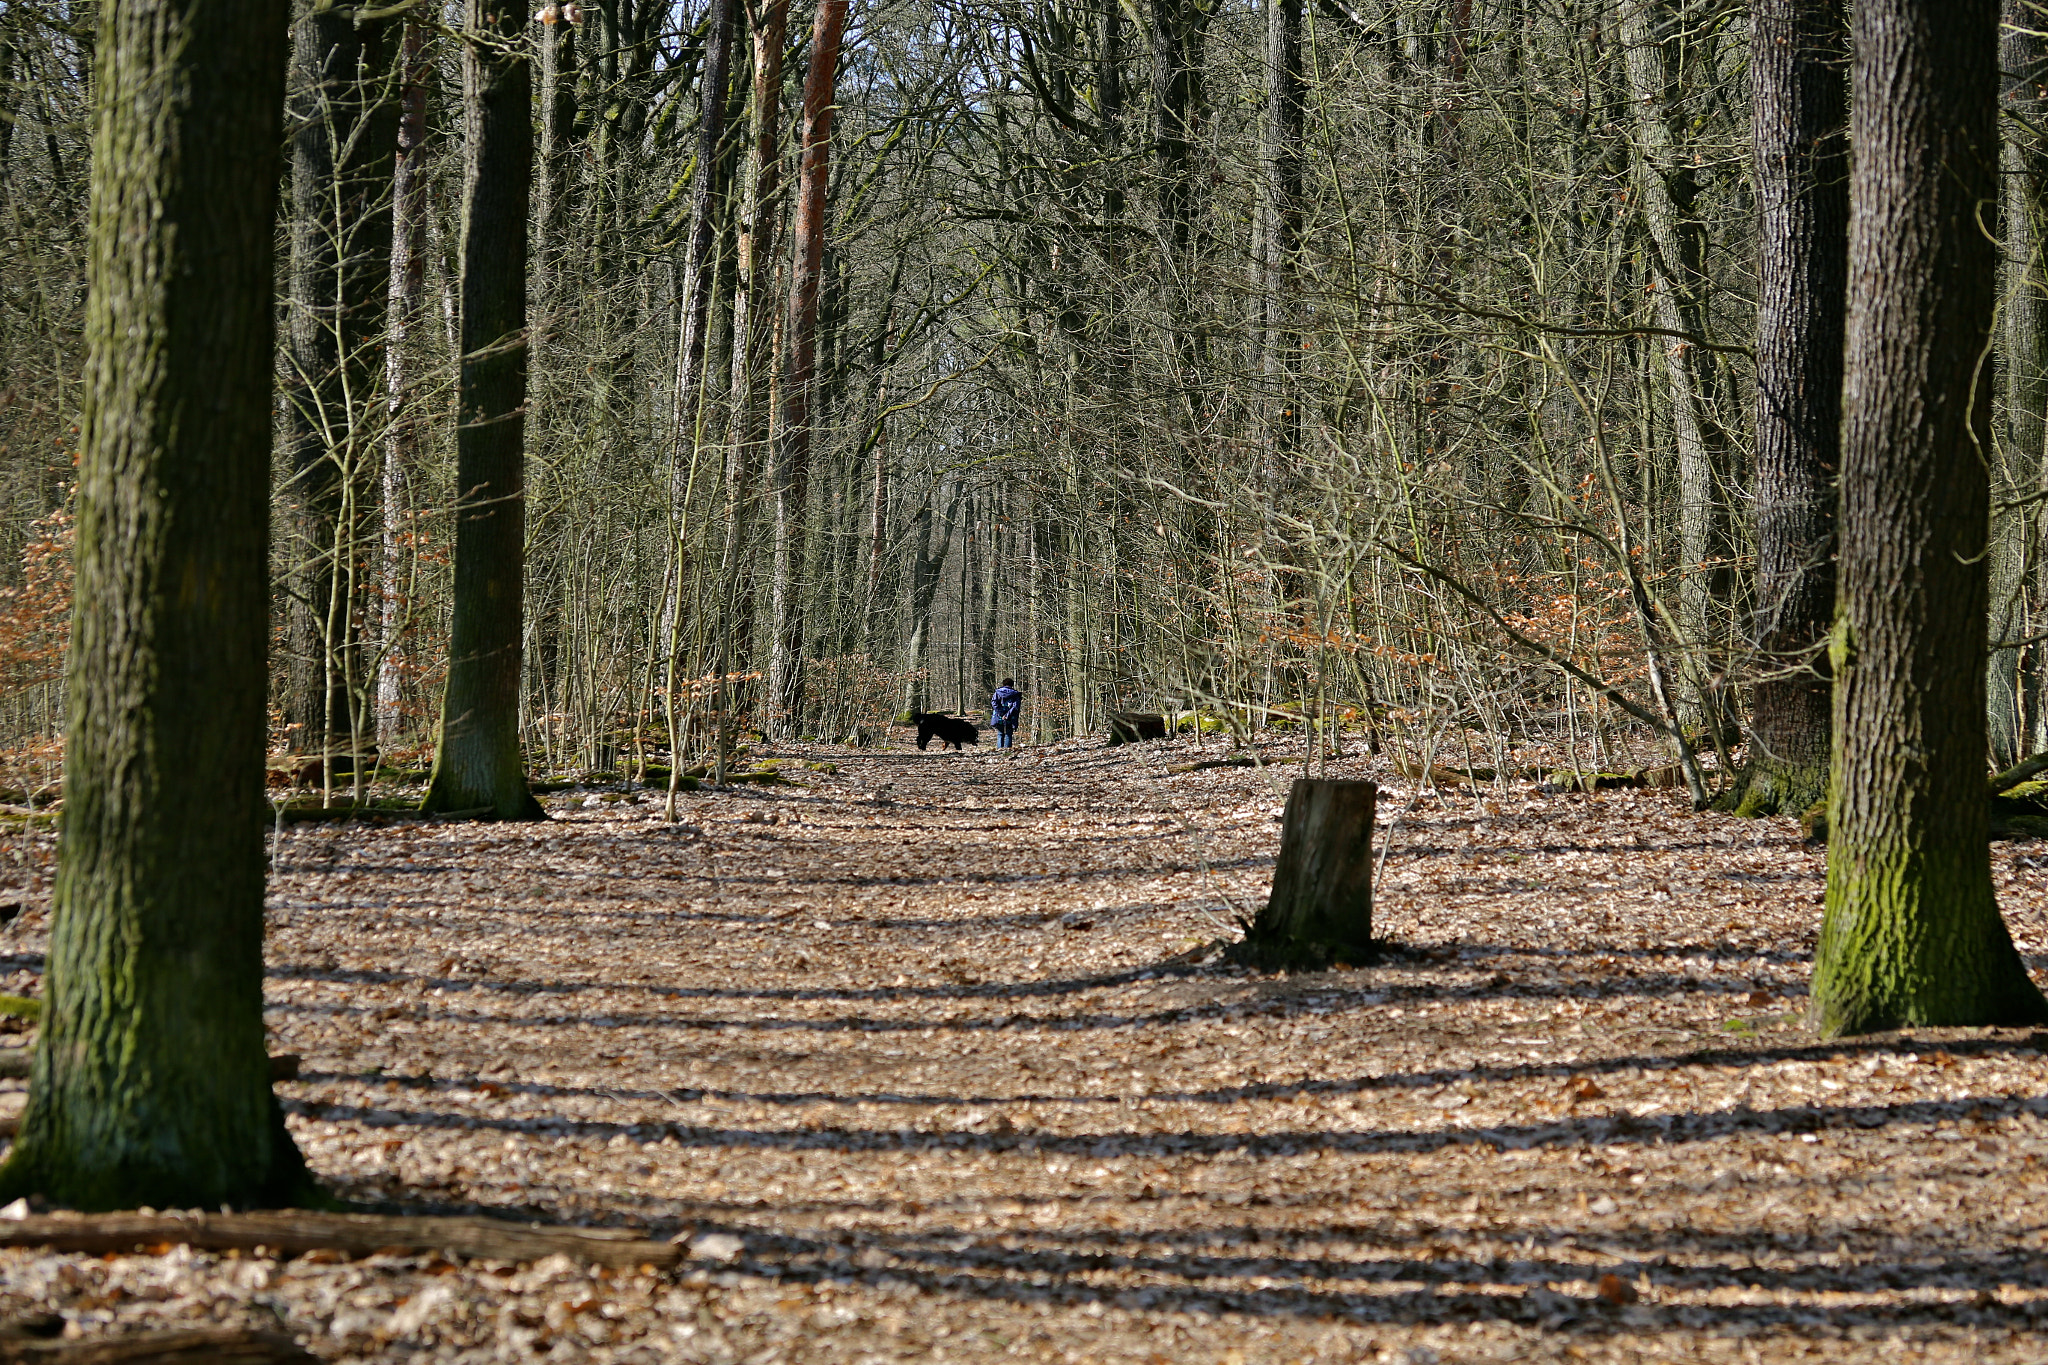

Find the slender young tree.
xmin=283 ymin=1 xmax=397 ymax=783
xmin=422 ymin=0 xmax=543 ymax=819
xmin=1813 ymin=0 xmax=2048 ymax=1034
xmin=1725 ymin=0 xmax=1848 ymax=816
xmin=0 ymin=0 xmax=311 ymax=1208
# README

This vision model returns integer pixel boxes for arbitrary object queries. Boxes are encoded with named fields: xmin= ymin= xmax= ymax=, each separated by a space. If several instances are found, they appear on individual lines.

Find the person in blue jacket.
xmin=991 ymin=678 xmax=1023 ymax=750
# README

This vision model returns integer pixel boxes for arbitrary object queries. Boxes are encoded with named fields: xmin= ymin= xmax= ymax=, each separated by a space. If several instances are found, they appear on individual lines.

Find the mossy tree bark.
xmin=1725 ymin=0 xmax=1846 ymax=818
xmin=1813 ymin=0 xmax=2048 ymax=1035
xmin=422 ymin=0 xmax=543 ymax=821
xmin=0 ymin=0 xmax=312 ymax=1208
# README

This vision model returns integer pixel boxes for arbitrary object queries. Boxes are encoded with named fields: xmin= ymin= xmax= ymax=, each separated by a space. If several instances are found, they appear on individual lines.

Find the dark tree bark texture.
xmin=0 ymin=0 xmax=310 ymax=1208
xmin=1727 ymin=0 xmax=1846 ymax=817
xmin=422 ymin=0 xmax=543 ymax=820
xmin=1813 ymin=0 xmax=2048 ymax=1034
xmin=1238 ymin=779 xmax=1377 ymax=970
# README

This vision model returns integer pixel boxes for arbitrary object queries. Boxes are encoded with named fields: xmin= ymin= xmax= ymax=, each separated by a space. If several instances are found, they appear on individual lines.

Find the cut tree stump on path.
xmin=1235 ymin=778 xmax=1377 ymax=970
xmin=0 ymin=1210 xmax=681 ymax=1270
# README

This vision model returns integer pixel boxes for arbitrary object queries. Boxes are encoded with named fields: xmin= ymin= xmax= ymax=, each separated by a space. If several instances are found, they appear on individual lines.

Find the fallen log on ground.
xmin=1163 ymin=756 xmax=1255 ymax=775
xmin=0 ymin=1210 xmax=682 ymax=1270
xmin=0 ymin=1327 xmax=317 ymax=1363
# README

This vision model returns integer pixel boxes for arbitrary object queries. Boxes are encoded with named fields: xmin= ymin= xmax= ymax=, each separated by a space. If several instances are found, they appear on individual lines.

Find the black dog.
xmin=914 ymin=711 xmax=980 ymax=751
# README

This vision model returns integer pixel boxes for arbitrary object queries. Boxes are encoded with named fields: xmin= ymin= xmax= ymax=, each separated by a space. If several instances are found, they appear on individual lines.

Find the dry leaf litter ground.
xmin=1 ymin=737 xmax=2048 ymax=1361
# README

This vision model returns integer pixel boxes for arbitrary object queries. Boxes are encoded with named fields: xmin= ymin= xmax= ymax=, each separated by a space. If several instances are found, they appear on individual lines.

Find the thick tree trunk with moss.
xmin=0 ymin=0 xmax=311 ymax=1209
xmin=1725 ymin=0 xmax=1846 ymax=817
xmin=1814 ymin=0 xmax=2048 ymax=1035
xmin=422 ymin=0 xmax=543 ymax=821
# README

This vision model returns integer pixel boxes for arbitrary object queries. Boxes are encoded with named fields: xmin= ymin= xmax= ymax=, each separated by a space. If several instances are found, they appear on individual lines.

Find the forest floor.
xmin=2 ymin=735 xmax=2048 ymax=1362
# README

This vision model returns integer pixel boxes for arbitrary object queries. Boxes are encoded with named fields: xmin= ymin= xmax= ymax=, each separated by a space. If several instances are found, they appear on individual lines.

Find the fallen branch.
xmin=1991 ymin=752 xmax=2048 ymax=794
xmin=0 ymin=1328 xmax=316 ymax=1364
xmin=0 ymin=1210 xmax=681 ymax=1271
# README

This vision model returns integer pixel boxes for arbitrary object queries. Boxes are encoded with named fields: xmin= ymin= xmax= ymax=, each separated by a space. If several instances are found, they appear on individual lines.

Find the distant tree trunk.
xmin=378 ymin=19 xmax=431 ymax=754
xmin=767 ymin=0 xmax=848 ymax=737
xmin=283 ymin=1 xmax=397 ymax=784
xmin=1813 ymin=0 xmax=2048 ymax=1034
xmin=1726 ymin=0 xmax=1846 ymax=817
xmin=1259 ymin=0 xmax=1303 ymax=492
xmin=0 ymin=0 xmax=310 ymax=1209
xmin=1991 ymin=0 xmax=2048 ymax=765
xmin=1150 ymin=0 xmax=1210 ymax=431
xmin=1615 ymin=0 xmax=1735 ymax=737
xmin=534 ymin=3 xmax=579 ymax=335
xmin=672 ymin=0 xmax=738 ymax=465
xmin=717 ymin=0 xmax=787 ymax=755
xmin=422 ymin=0 xmax=543 ymax=820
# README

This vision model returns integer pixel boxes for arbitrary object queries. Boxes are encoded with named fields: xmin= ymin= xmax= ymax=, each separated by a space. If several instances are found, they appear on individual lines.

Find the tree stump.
xmin=1237 ymin=779 xmax=1376 ymax=970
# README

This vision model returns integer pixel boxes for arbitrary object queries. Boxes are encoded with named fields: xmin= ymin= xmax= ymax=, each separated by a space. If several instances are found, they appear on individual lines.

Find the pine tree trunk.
xmin=1814 ymin=0 xmax=2048 ymax=1034
xmin=1728 ymin=0 xmax=1846 ymax=817
xmin=767 ymin=0 xmax=848 ymax=737
xmin=423 ymin=0 xmax=543 ymax=820
xmin=283 ymin=2 xmax=397 ymax=782
xmin=0 ymin=0 xmax=310 ymax=1209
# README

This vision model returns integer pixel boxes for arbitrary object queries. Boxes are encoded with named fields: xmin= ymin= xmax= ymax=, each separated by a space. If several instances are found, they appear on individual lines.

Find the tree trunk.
xmin=1727 ymin=0 xmax=1846 ymax=817
xmin=1238 ymin=779 xmax=1377 ymax=970
xmin=672 ymin=0 xmax=738 ymax=469
xmin=282 ymin=2 xmax=397 ymax=784
xmin=1814 ymin=0 xmax=2048 ymax=1034
xmin=1991 ymin=0 xmax=2048 ymax=765
xmin=0 ymin=0 xmax=310 ymax=1209
xmin=422 ymin=0 xmax=543 ymax=820
xmin=1615 ymin=0 xmax=1735 ymax=736
xmin=767 ymin=0 xmax=848 ymax=737
xmin=378 ymin=19 xmax=431 ymax=755
xmin=1259 ymin=0 xmax=1303 ymax=492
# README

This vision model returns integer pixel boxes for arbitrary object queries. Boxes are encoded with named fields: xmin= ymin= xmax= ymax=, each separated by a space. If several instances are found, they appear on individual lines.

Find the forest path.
xmin=8 ymin=739 xmax=2048 ymax=1360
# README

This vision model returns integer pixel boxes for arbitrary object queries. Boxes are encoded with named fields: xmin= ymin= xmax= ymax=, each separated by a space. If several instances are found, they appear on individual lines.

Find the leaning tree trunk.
xmin=0 ymin=0 xmax=311 ymax=1210
xmin=766 ymin=0 xmax=848 ymax=738
xmin=1726 ymin=0 xmax=1847 ymax=817
xmin=422 ymin=0 xmax=543 ymax=820
xmin=1991 ymin=0 xmax=2048 ymax=766
xmin=1813 ymin=0 xmax=2048 ymax=1034
xmin=283 ymin=1 xmax=397 ymax=784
